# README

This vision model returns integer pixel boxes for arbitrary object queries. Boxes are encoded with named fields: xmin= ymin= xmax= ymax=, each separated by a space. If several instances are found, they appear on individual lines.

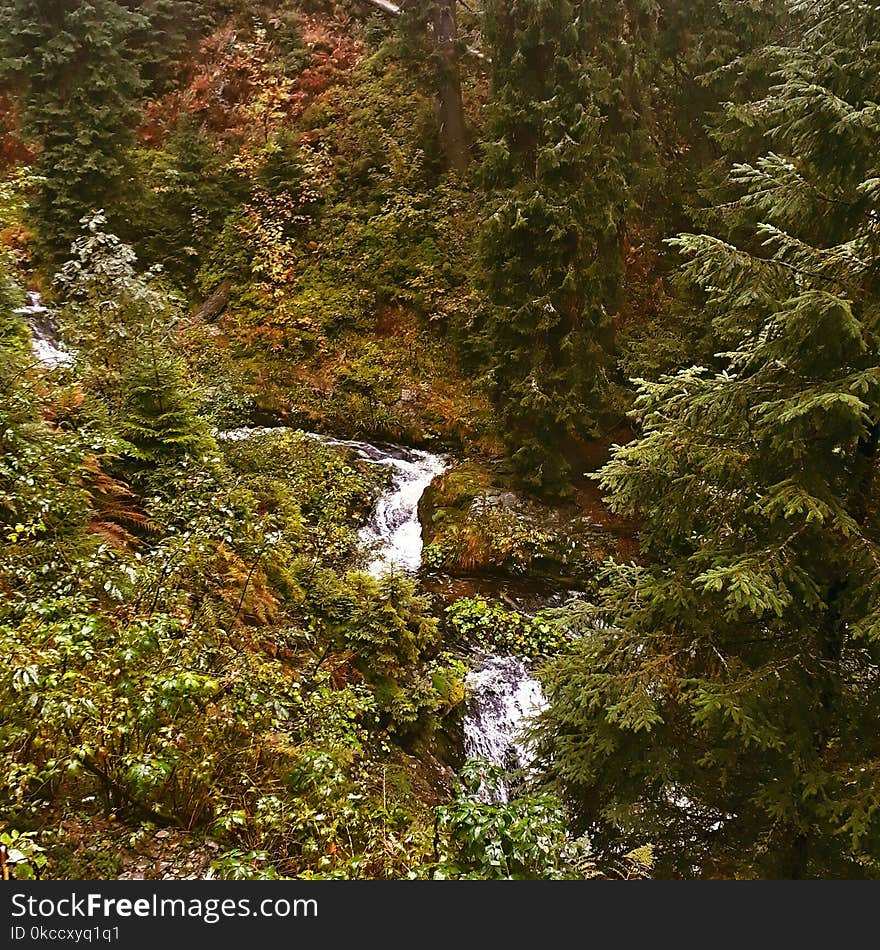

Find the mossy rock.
xmin=418 ymin=460 xmax=497 ymax=545
xmin=419 ymin=461 xmax=616 ymax=579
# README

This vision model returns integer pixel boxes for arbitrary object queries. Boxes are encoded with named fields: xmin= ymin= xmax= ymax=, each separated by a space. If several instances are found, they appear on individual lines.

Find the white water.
xmin=218 ymin=427 xmax=547 ymax=799
xmin=297 ymin=432 xmax=448 ymax=574
xmin=15 ymin=292 xmax=74 ymax=367
xmin=219 ymin=427 xmax=447 ymax=575
xmin=304 ymin=432 xmax=548 ymax=797
xmin=463 ymin=654 xmax=547 ymax=803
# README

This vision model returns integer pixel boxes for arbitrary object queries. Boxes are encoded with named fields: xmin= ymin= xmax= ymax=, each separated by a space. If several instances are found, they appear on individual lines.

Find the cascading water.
xmin=306 ymin=431 xmax=548 ymax=798
xmin=218 ymin=427 xmax=447 ymax=574
xmin=305 ymin=434 xmax=548 ymax=801
xmin=302 ymin=433 xmax=448 ymax=575
xmin=219 ymin=425 xmax=547 ymax=799
xmin=463 ymin=654 xmax=546 ymax=803
xmin=15 ymin=292 xmax=74 ymax=368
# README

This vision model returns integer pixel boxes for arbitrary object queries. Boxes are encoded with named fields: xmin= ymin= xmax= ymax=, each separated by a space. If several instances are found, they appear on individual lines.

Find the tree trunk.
xmin=779 ymin=832 xmax=810 ymax=879
xmin=433 ymin=0 xmax=468 ymax=174
xmin=192 ymin=280 xmax=231 ymax=324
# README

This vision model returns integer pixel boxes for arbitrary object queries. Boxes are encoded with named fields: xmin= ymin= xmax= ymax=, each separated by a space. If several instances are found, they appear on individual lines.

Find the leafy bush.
xmin=0 ymin=829 xmax=47 ymax=880
xmin=433 ymin=761 xmax=591 ymax=879
xmin=445 ymin=597 xmax=566 ymax=658
xmin=220 ymin=428 xmax=386 ymax=566
xmin=422 ymin=506 xmax=560 ymax=574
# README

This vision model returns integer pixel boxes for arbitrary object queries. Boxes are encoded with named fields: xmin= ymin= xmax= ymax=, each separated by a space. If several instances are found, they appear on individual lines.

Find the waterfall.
xmin=15 ymin=292 xmax=74 ymax=368
xmin=298 ymin=431 xmax=548 ymax=798
xmin=305 ymin=434 xmax=447 ymax=575
xmin=218 ymin=425 xmax=547 ymax=800
xmin=218 ymin=427 xmax=448 ymax=575
xmin=463 ymin=654 xmax=546 ymax=803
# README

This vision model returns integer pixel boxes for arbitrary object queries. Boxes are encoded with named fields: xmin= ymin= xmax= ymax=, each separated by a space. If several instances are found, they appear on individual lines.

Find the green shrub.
xmin=445 ymin=597 xmax=567 ymax=658
xmin=433 ymin=761 xmax=590 ymax=880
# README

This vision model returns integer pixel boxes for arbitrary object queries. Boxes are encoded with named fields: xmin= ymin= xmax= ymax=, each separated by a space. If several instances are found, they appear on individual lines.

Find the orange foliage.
xmin=138 ymin=14 xmax=363 ymax=147
xmin=80 ymin=455 xmax=153 ymax=549
xmin=290 ymin=15 xmax=363 ymax=121
xmin=0 ymin=94 xmax=32 ymax=168
xmin=211 ymin=541 xmax=281 ymax=626
xmin=1 ymin=224 xmax=32 ymax=267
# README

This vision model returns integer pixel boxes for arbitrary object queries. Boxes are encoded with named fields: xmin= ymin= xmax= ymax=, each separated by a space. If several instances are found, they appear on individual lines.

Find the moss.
xmin=420 ymin=460 xmax=614 ymax=579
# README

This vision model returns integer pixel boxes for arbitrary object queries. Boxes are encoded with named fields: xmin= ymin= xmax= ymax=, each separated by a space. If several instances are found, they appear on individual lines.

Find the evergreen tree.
xmin=0 ymin=1 xmax=146 ymax=264
xmin=55 ymin=212 xmax=161 ymax=406
xmin=54 ymin=212 xmax=211 ymax=470
xmin=476 ymin=0 xmax=656 ymax=493
xmin=655 ymin=0 xmax=788 ymax=149
xmin=127 ymin=119 xmax=245 ymax=283
xmin=651 ymin=0 xmax=788 ymax=228
xmin=537 ymin=0 xmax=880 ymax=878
xmin=119 ymin=1 xmax=213 ymax=93
xmin=122 ymin=340 xmax=211 ymax=470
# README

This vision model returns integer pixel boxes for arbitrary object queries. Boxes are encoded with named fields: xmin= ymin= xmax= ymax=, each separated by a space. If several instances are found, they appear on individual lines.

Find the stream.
xmin=300 ymin=432 xmax=547 ymax=802
xmin=463 ymin=654 xmax=546 ymax=802
xmin=300 ymin=433 xmax=448 ymax=576
xmin=15 ymin=292 xmax=73 ymax=368
xmin=23 ymin=302 xmax=545 ymax=804
xmin=220 ymin=428 xmax=547 ymax=802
